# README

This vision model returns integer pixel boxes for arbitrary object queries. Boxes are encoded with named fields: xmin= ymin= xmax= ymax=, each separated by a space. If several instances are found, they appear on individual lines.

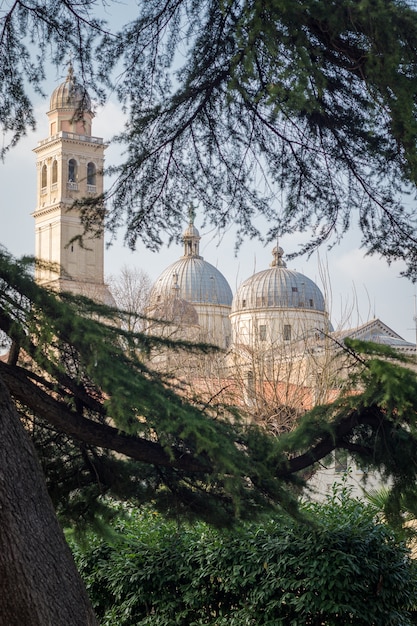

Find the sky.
xmin=2 ymin=63 xmax=417 ymax=344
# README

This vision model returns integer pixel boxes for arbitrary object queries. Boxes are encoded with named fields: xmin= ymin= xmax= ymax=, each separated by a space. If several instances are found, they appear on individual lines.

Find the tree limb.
xmin=0 ymin=360 xmax=210 ymax=474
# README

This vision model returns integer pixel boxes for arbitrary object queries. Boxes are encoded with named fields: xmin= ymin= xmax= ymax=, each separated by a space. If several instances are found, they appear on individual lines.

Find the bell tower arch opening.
xmin=52 ymin=159 xmax=58 ymax=185
xmin=68 ymin=158 xmax=77 ymax=184
xmin=87 ymin=162 xmax=96 ymax=188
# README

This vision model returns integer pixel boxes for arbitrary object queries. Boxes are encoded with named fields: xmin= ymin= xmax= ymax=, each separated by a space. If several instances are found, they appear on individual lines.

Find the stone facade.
xmin=33 ymin=65 xmax=112 ymax=304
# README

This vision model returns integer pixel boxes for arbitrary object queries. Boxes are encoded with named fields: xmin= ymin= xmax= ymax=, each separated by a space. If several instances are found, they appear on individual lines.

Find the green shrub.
xmin=71 ymin=486 xmax=417 ymax=625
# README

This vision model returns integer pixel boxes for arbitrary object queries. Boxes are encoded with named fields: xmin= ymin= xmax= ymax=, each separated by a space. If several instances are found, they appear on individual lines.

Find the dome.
xmin=150 ymin=257 xmax=233 ymax=307
xmin=49 ymin=64 xmax=92 ymax=112
xmin=231 ymin=247 xmax=326 ymax=313
xmin=150 ymin=296 xmax=199 ymax=326
xmin=149 ymin=221 xmax=232 ymax=307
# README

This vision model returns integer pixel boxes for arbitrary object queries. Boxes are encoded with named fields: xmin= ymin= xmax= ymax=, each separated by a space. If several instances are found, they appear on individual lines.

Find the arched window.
xmin=68 ymin=159 xmax=77 ymax=182
xmin=87 ymin=162 xmax=96 ymax=186
xmin=247 ymin=370 xmax=254 ymax=394
xmin=41 ymin=164 xmax=47 ymax=189
xmin=52 ymin=160 xmax=58 ymax=185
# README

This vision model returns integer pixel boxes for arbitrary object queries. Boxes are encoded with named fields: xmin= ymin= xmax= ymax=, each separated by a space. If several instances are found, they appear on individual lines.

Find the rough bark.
xmin=0 ymin=374 xmax=98 ymax=626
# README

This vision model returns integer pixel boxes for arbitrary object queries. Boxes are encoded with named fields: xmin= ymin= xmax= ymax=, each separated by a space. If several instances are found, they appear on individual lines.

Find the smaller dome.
xmin=150 ymin=296 xmax=199 ymax=326
xmin=50 ymin=64 xmax=92 ymax=112
xmin=231 ymin=248 xmax=326 ymax=313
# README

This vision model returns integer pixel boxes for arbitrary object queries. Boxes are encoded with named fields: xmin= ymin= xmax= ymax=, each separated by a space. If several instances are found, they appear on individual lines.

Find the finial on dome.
xmin=67 ymin=59 xmax=74 ymax=82
xmin=271 ymin=246 xmax=286 ymax=268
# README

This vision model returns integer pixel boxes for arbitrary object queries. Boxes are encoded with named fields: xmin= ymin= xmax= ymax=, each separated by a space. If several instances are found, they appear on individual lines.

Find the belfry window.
xmin=87 ymin=162 xmax=96 ymax=186
xmin=68 ymin=159 xmax=77 ymax=182
xmin=52 ymin=160 xmax=58 ymax=185
xmin=41 ymin=164 xmax=47 ymax=189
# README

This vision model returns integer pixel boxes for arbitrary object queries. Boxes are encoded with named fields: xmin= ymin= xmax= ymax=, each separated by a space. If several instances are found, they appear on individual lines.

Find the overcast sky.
xmin=2 ymin=66 xmax=417 ymax=344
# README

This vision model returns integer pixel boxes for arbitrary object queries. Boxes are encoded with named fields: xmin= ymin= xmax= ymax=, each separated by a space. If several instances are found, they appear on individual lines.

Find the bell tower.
xmin=33 ymin=65 xmax=112 ymax=303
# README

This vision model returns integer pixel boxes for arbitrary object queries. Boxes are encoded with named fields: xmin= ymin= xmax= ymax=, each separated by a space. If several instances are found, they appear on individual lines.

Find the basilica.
xmin=32 ymin=67 xmax=416 ymax=496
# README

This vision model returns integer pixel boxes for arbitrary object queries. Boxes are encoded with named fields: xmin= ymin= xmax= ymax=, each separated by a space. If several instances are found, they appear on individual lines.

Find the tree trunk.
xmin=0 ymin=374 xmax=98 ymax=625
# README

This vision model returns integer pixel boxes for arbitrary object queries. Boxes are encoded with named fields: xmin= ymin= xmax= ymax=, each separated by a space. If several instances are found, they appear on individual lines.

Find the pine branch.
xmin=0 ymin=361 xmax=210 ymax=474
xmin=276 ymin=405 xmax=385 ymax=477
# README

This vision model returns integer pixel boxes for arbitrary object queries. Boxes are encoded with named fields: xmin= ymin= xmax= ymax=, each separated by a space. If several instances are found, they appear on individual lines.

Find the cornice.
xmin=32 ymin=203 xmax=64 ymax=219
xmin=33 ymin=138 xmax=62 ymax=154
xmin=34 ymin=135 xmax=107 ymax=155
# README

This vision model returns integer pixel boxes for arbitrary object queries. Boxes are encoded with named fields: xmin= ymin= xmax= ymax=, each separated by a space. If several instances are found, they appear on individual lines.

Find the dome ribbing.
xmin=49 ymin=64 xmax=92 ymax=112
xmin=149 ymin=221 xmax=232 ymax=308
xmin=231 ymin=247 xmax=325 ymax=313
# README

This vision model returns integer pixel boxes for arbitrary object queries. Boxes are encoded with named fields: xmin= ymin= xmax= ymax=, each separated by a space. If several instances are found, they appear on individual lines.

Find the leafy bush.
xmin=71 ymin=486 xmax=417 ymax=625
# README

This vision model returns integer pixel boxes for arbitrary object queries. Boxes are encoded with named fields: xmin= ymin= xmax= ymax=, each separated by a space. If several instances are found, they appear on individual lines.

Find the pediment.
xmin=336 ymin=318 xmax=415 ymax=352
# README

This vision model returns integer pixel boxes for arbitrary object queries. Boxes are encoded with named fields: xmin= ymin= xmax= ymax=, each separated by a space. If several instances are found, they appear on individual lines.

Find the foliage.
xmin=0 ymin=0 xmax=106 ymax=153
xmin=3 ymin=2 xmax=417 ymax=273
xmin=3 ymin=1 xmax=417 ymax=619
xmin=101 ymin=0 xmax=417 ymax=278
xmin=0 ymin=248 xmax=307 ymax=527
xmin=4 ymin=249 xmax=417 ymax=530
xmin=71 ymin=485 xmax=417 ymax=625
xmin=274 ymin=338 xmax=417 ymax=528
xmin=365 ymin=486 xmax=417 ymax=547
